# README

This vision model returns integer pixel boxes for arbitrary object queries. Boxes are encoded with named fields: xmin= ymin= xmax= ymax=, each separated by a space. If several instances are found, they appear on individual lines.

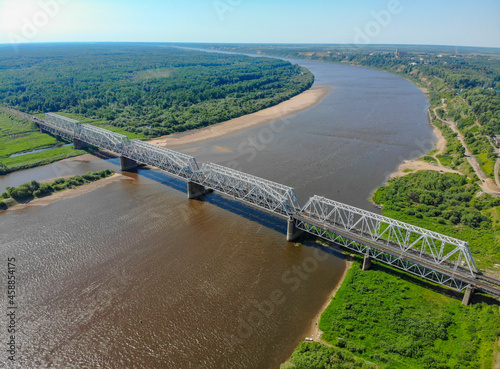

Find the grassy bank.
xmin=282 ymin=259 xmax=500 ymax=369
xmin=0 ymin=169 xmax=114 ymax=211
xmin=0 ymin=111 xmax=89 ymax=174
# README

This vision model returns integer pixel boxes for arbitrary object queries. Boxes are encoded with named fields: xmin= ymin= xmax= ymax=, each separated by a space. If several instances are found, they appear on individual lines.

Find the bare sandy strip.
xmin=308 ymin=258 xmax=353 ymax=343
xmin=5 ymin=174 xmax=131 ymax=212
xmin=150 ymin=86 xmax=331 ymax=148
xmin=388 ymin=160 xmax=460 ymax=182
xmin=386 ymin=123 xmax=459 ymax=183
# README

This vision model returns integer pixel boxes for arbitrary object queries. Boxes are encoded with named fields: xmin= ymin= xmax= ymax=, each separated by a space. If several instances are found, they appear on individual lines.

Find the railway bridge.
xmin=36 ymin=113 xmax=500 ymax=304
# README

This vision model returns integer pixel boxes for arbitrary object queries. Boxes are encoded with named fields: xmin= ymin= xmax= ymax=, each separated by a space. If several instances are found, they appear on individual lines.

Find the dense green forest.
xmin=0 ymin=44 xmax=313 ymax=138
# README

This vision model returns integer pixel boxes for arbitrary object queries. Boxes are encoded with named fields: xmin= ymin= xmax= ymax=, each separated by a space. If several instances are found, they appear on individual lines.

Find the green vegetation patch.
xmin=1 ymin=169 xmax=114 ymax=208
xmin=317 ymin=261 xmax=500 ymax=369
xmin=373 ymin=171 xmax=500 ymax=270
xmin=281 ymin=341 xmax=376 ymax=369
xmin=0 ymin=111 xmax=88 ymax=174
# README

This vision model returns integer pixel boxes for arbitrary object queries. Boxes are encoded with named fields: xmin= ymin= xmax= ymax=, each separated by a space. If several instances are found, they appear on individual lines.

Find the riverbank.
xmin=150 ymin=86 xmax=331 ymax=148
xmin=307 ymin=255 xmax=353 ymax=343
xmin=2 ymin=173 xmax=128 ymax=212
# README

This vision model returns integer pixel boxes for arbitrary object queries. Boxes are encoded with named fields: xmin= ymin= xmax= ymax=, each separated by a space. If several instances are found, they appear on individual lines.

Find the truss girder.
xmin=294 ymin=217 xmax=471 ymax=292
xmin=44 ymin=113 xmax=82 ymax=134
xmin=299 ymin=196 xmax=478 ymax=277
xmin=194 ymin=163 xmax=300 ymax=216
xmin=76 ymin=124 xmax=130 ymax=153
xmin=124 ymin=140 xmax=200 ymax=179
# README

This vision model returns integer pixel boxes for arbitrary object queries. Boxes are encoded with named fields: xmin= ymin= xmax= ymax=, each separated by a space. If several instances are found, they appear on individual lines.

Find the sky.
xmin=0 ymin=0 xmax=499 ymax=48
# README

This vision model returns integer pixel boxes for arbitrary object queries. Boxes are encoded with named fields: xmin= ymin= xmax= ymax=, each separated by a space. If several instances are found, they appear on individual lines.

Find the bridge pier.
xmin=73 ymin=138 xmax=90 ymax=150
xmin=362 ymin=255 xmax=372 ymax=271
xmin=187 ymin=181 xmax=207 ymax=199
xmin=462 ymin=285 xmax=475 ymax=306
xmin=120 ymin=156 xmax=138 ymax=171
xmin=286 ymin=217 xmax=303 ymax=242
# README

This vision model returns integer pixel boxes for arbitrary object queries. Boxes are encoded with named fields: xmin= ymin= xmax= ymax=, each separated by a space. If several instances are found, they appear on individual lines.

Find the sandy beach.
xmin=5 ymin=174 xmax=131 ymax=212
xmin=307 ymin=256 xmax=353 ymax=343
xmin=386 ymin=124 xmax=459 ymax=183
xmin=150 ymin=86 xmax=331 ymax=148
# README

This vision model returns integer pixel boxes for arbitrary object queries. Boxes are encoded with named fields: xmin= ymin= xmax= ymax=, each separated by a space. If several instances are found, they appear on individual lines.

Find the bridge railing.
xmin=298 ymin=195 xmax=478 ymax=277
xmin=77 ymin=124 xmax=131 ymax=154
xmin=126 ymin=140 xmax=200 ymax=179
xmin=194 ymin=163 xmax=301 ymax=217
xmin=45 ymin=113 xmax=82 ymax=133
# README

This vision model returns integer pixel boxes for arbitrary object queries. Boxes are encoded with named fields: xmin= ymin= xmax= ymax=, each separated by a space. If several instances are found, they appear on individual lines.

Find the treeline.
xmin=0 ymin=44 xmax=313 ymax=138
xmin=374 ymin=171 xmax=499 ymax=229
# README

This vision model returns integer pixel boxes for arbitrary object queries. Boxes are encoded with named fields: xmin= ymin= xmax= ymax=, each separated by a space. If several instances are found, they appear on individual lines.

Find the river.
xmin=0 ymin=55 xmax=433 ymax=368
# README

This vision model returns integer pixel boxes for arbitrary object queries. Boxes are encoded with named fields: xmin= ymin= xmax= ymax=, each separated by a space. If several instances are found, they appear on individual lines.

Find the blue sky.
xmin=1 ymin=0 xmax=499 ymax=47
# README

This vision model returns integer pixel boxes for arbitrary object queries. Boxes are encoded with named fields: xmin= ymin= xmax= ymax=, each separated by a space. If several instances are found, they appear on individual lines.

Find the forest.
xmin=0 ymin=44 xmax=313 ymax=138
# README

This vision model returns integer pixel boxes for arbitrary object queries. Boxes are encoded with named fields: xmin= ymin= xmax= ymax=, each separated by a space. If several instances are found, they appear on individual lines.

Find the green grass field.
xmin=0 ymin=110 xmax=147 ymax=175
xmin=0 ymin=111 xmax=89 ymax=173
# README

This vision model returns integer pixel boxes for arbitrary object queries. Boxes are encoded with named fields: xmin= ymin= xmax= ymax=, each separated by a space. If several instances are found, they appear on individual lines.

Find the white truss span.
xmin=45 ymin=113 xmax=81 ymax=134
xmin=42 ymin=113 xmax=81 ymax=139
xmin=124 ymin=140 xmax=199 ymax=179
xmin=78 ymin=124 xmax=131 ymax=153
xmin=297 ymin=195 xmax=478 ymax=277
xmin=194 ymin=163 xmax=300 ymax=216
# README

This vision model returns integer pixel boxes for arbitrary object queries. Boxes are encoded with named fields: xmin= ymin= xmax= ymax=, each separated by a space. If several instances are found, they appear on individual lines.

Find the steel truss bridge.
xmin=38 ymin=113 xmax=500 ymax=301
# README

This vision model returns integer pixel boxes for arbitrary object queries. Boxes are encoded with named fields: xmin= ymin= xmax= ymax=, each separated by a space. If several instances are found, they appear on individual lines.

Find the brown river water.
xmin=0 ymin=57 xmax=433 ymax=368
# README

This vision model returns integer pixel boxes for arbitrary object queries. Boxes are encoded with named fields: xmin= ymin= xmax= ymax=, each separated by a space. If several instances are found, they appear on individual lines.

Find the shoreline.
xmin=3 ymin=174 xmax=130 ymax=212
xmin=307 ymin=255 xmax=353 ymax=342
xmin=150 ymin=86 xmax=331 ymax=148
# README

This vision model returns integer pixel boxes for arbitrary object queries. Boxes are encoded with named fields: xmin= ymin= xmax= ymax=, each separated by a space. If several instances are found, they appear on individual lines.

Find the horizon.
xmin=1 ymin=41 xmax=500 ymax=53
xmin=1 ymin=0 xmax=499 ymax=48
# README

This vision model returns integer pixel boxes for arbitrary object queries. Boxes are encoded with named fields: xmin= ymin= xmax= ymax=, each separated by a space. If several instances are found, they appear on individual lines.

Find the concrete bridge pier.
xmin=120 ymin=156 xmax=138 ymax=171
xmin=362 ymin=254 xmax=372 ymax=271
xmin=187 ymin=181 xmax=207 ymax=199
xmin=73 ymin=138 xmax=90 ymax=150
xmin=286 ymin=217 xmax=303 ymax=242
xmin=462 ymin=285 xmax=475 ymax=306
